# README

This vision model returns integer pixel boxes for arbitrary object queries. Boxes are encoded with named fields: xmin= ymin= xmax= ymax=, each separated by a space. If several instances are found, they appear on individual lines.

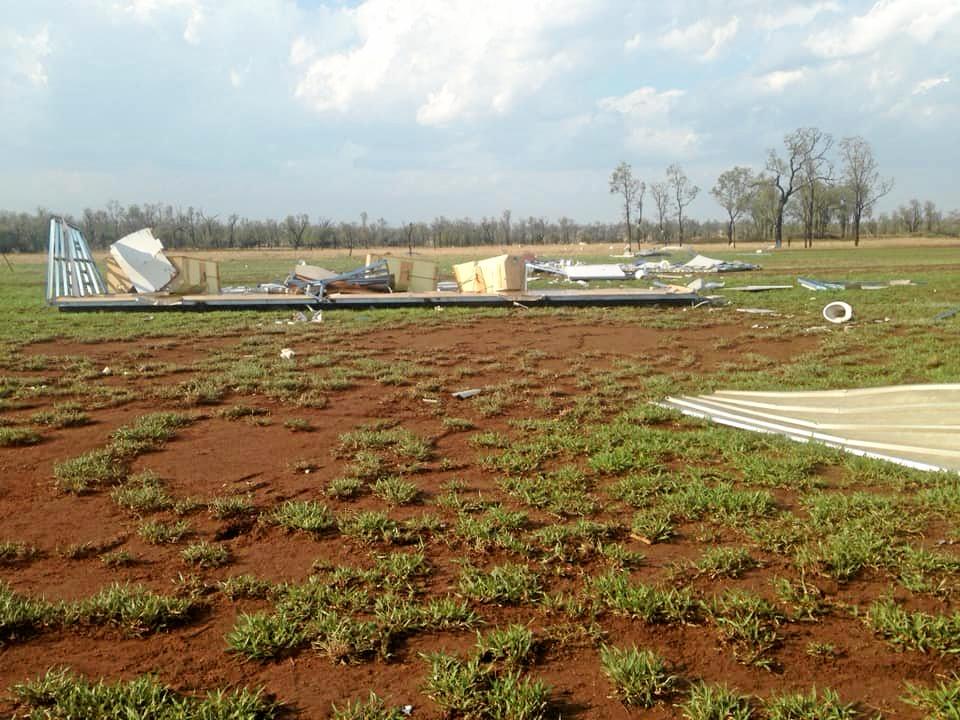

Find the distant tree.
xmin=284 ymin=213 xmax=309 ymax=250
xmin=666 ymin=164 xmax=699 ymax=246
xmin=923 ymin=200 xmax=940 ymax=233
xmin=765 ymin=127 xmax=832 ymax=248
xmin=711 ymin=166 xmax=754 ymax=248
xmin=838 ymin=136 xmax=893 ymax=247
xmin=650 ymin=181 xmax=670 ymax=243
xmin=636 ymin=181 xmax=646 ymax=243
xmin=609 ymin=162 xmax=642 ymax=251
xmin=500 ymin=209 xmax=512 ymax=245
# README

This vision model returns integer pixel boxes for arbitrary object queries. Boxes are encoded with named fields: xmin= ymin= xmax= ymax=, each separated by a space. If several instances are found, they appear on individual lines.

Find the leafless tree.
xmin=650 ymin=181 xmax=669 ymax=243
xmin=766 ymin=127 xmax=832 ymax=248
xmin=666 ymin=164 xmax=699 ymax=246
xmin=284 ymin=213 xmax=309 ymax=251
xmin=924 ymin=200 xmax=941 ymax=233
xmin=609 ymin=162 xmax=642 ymax=251
xmin=711 ymin=166 xmax=754 ymax=248
xmin=500 ymin=209 xmax=512 ymax=245
xmin=838 ymin=136 xmax=893 ymax=247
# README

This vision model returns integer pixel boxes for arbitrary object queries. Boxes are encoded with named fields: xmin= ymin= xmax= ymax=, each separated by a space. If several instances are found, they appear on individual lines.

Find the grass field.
xmin=1 ymin=242 xmax=960 ymax=719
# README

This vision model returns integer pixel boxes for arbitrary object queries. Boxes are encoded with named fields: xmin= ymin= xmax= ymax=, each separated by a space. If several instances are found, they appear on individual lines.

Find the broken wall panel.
xmin=109 ymin=229 xmax=177 ymax=293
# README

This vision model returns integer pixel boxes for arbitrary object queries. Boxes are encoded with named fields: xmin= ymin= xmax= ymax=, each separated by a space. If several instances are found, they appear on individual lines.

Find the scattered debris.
xmin=735 ymin=308 xmax=778 ymax=315
xmin=798 ymin=277 xmax=917 ymax=291
xmin=452 ymin=389 xmax=482 ymax=399
xmin=659 ymin=385 xmax=960 ymax=472
xmin=279 ymin=348 xmax=296 ymax=360
xmin=726 ymin=285 xmax=794 ymax=292
xmin=101 ymin=366 xmax=112 ymax=376
xmin=822 ymin=301 xmax=854 ymax=324
xmin=934 ymin=306 xmax=960 ymax=322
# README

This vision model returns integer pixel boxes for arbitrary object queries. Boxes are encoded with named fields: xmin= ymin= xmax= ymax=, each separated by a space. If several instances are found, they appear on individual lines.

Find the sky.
xmin=1 ymin=0 xmax=958 ymax=223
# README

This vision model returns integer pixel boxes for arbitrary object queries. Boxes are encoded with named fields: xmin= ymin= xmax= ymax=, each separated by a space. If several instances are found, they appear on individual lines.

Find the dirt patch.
xmin=4 ymin=313 xmax=950 ymax=719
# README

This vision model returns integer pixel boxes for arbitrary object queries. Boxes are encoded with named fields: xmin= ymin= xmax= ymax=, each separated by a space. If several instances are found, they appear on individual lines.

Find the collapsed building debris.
xmin=660 ymin=385 xmax=960 ymax=472
xmin=44 ymin=227 xmax=707 ymax=311
xmin=285 ymin=260 xmax=393 ymax=295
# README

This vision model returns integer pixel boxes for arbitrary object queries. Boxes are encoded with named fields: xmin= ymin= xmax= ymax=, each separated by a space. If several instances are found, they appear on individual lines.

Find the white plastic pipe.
xmin=822 ymin=301 xmax=854 ymax=324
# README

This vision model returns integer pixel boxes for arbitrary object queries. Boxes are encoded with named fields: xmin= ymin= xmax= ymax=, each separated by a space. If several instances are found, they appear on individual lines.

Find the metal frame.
xmin=46 ymin=217 xmax=107 ymax=303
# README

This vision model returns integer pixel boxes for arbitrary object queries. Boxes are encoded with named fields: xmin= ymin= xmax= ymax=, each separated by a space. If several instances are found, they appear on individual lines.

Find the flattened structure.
xmin=660 ymin=385 xmax=960 ymax=472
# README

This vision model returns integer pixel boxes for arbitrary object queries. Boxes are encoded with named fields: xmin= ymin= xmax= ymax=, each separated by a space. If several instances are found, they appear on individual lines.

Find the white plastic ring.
xmin=822 ymin=301 xmax=854 ymax=324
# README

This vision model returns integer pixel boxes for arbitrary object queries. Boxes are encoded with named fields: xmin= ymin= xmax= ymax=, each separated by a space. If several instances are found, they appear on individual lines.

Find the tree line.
xmin=0 ymin=127 xmax=957 ymax=254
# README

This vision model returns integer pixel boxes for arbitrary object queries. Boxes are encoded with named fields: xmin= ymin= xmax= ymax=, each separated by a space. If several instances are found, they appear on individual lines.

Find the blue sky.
xmin=1 ymin=0 xmax=957 ymax=223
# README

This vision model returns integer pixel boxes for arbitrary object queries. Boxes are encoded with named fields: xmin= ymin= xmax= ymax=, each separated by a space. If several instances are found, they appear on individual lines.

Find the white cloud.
xmin=755 ymin=2 xmax=840 ymax=31
xmin=913 ymin=75 xmax=950 ymax=95
xmin=289 ymin=36 xmax=315 ymax=65
xmin=111 ymin=0 xmax=205 ymax=44
xmin=755 ymin=67 xmax=807 ymax=93
xmin=806 ymin=0 xmax=960 ymax=58
xmin=2 ymin=26 xmax=52 ymax=88
xmin=597 ymin=86 xmax=699 ymax=154
xmin=655 ymin=16 xmax=740 ymax=61
xmin=292 ymin=0 xmax=595 ymax=126
xmin=183 ymin=5 xmax=204 ymax=44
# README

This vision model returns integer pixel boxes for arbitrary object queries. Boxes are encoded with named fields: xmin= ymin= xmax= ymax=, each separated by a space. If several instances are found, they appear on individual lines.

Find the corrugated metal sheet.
xmin=45 ymin=217 xmax=107 ymax=303
xmin=660 ymin=385 xmax=960 ymax=472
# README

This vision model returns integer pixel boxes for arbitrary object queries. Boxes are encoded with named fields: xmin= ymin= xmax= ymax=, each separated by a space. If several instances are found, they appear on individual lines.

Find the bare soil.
xmin=1 ymin=315 xmax=954 ymax=718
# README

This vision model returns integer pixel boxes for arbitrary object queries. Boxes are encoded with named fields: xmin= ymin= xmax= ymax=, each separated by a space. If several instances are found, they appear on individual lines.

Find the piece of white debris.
xmin=279 ymin=348 xmax=296 ymax=360
xmin=101 ymin=366 xmax=112 ymax=376
xmin=402 ymin=705 xmax=413 ymax=716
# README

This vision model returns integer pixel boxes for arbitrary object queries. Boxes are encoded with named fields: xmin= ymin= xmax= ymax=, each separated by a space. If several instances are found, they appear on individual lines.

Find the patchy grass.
xmin=600 ymin=645 xmax=678 ymax=708
xmin=12 ymin=668 xmax=278 ymax=718
xmin=181 ymin=541 xmax=232 ymax=568
xmin=270 ymin=500 xmax=335 ymax=534
xmin=0 ymin=427 xmax=42 ymax=446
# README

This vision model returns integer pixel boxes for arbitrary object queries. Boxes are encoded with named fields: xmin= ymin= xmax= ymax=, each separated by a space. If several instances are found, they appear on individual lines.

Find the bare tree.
xmin=666 ymin=164 xmax=699 ymax=246
xmin=838 ymin=136 xmax=893 ymax=247
xmin=711 ymin=166 xmax=754 ymax=248
xmin=609 ymin=162 xmax=642 ymax=251
xmin=500 ymin=209 xmax=512 ymax=245
xmin=650 ymin=182 xmax=669 ymax=243
xmin=636 ymin=181 xmax=646 ymax=243
xmin=924 ymin=200 xmax=940 ymax=233
xmin=284 ymin=213 xmax=309 ymax=250
xmin=798 ymin=138 xmax=833 ymax=248
xmin=765 ymin=127 xmax=832 ymax=248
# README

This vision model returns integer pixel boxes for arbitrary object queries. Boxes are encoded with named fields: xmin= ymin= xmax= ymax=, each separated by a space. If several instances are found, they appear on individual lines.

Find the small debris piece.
xmin=279 ymin=348 xmax=296 ymax=360
xmin=452 ymin=389 xmax=482 ymax=399
xmin=101 ymin=366 xmax=112 ymax=376
xmin=822 ymin=301 xmax=854 ymax=324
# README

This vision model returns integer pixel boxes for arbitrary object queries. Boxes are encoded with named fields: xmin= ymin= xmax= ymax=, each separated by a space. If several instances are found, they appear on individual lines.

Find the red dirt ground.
xmin=1 ymin=315 xmax=954 ymax=718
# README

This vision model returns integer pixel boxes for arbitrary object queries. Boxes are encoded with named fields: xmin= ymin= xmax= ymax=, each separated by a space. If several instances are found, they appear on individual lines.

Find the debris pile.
xmin=44 ymin=222 xmax=708 ymax=311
